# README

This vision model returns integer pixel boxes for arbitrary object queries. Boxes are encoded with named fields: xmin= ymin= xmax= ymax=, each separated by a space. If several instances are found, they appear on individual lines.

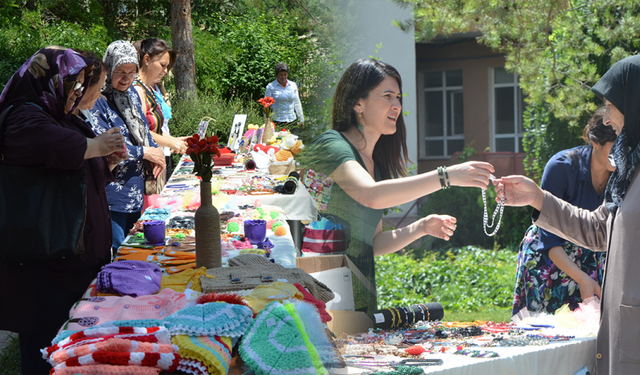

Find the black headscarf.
xmin=592 ymin=55 xmax=640 ymax=215
xmin=0 ymin=47 xmax=92 ymax=121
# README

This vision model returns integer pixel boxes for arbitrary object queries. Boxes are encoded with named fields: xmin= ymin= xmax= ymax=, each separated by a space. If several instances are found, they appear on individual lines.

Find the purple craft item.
xmin=143 ymin=220 xmax=166 ymax=246
xmin=244 ymin=219 xmax=267 ymax=245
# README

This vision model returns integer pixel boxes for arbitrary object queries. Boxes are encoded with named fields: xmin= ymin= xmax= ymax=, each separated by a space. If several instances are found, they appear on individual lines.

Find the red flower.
xmin=184 ymin=133 xmax=221 ymax=182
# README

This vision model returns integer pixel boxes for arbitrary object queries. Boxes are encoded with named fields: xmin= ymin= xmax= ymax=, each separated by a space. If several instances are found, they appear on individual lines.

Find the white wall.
xmin=349 ymin=0 xmax=418 ymax=219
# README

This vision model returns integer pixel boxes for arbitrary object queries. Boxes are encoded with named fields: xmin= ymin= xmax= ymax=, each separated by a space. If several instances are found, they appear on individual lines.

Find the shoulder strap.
xmin=0 ymin=102 xmax=41 ymax=161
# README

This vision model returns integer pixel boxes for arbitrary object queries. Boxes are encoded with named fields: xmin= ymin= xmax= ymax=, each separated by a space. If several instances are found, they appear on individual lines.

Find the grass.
xmin=444 ymin=306 xmax=512 ymax=323
xmin=0 ymin=335 xmax=20 ymax=375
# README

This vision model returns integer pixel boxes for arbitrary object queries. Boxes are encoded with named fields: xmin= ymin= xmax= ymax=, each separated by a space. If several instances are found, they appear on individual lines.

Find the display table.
xmin=335 ymin=338 xmax=595 ymax=375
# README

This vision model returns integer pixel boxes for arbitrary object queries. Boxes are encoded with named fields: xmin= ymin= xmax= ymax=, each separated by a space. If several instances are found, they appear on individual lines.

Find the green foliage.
xmin=376 ymin=247 xmax=518 ymax=313
xmin=0 ymin=334 xmax=20 ymax=375
xmin=419 ymin=186 xmax=530 ymax=250
xmin=169 ymin=95 xmax=264 ymax=144
xmin=395 ymin=0 xmax=640 ymax=176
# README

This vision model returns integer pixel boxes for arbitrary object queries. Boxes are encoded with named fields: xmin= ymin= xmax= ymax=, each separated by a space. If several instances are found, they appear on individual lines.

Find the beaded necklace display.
xmin=482 ymin=189 xmax=505 ymax=237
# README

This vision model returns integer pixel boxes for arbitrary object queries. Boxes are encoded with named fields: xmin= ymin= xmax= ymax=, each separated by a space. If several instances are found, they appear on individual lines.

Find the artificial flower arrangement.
xmin=185 ymin=134 xmax=221 ymax=182
xmin=257 ymin=96 xmax=275 ymax=117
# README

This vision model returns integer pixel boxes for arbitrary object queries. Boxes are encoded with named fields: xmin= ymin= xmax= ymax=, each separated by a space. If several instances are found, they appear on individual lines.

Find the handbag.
xmin=0 ymin=103 xmax=87 ymax=263
xmin=301 ymin=213 xmax=351 ymax=255
xmin=143 ymin=160 xmax=162 ymax=195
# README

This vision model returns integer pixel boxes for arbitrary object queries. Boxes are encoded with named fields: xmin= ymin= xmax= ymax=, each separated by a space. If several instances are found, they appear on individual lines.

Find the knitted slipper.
xmin=239 ymin=301 xmax=328 ymax=375
xmin=164 ymin=302 xmax=253 ymax=337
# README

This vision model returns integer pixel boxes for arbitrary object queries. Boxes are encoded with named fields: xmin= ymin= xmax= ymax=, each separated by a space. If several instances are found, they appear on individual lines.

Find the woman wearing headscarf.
xmin=0 ymin=47 xmax=125 ymax=374
xmin=496 ymin=55 xmax=640 ymax=374
xmin=91 ymin=40 xmax=166 ymax=251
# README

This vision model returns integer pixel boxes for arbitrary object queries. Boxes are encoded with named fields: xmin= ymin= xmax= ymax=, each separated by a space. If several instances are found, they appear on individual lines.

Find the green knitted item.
xmin=239 ymin=301 xmax=328 ymax=375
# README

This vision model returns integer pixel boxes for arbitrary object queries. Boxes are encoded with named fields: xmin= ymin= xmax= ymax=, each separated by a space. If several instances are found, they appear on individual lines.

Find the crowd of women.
xmin=0 ymin=38 xmax=637 ymax=375
xmin=0 ymin=39 xmax=186 ymax=374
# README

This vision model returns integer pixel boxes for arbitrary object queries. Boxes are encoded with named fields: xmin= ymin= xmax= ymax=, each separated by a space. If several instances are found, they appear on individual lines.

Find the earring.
xmin=358 ymin=112 xmax=363 ymax=118
xmin=146 ymin=63 xmax=149 ymax=66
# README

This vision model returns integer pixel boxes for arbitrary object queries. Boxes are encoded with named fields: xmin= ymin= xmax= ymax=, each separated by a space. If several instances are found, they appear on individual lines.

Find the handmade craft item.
xmin=482 ymin=189 xmax=505 ymax=237
xmin=186 ymin=133 xmax=223 ymax=269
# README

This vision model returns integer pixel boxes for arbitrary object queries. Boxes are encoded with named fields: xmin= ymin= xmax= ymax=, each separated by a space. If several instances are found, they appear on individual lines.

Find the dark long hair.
xmin=582 ymin=106 xmax=617 ymax=146
xmin=74 ymin=49 xmax=109 ymax=86
xmin=332 ymin=58 xmax=408 ymax=180
xmin=133 ymin=38 xmax=177 ymax=71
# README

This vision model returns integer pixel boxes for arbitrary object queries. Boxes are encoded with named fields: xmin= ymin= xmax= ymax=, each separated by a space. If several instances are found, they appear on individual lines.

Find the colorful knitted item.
xmin=293 ymin=283 xmax=332 ymax=323
xmin=239 ymin=301 xmax=328 ymax=375
xmin=51 ymin=351 xmax=180 ymax=373
xmin=176 ymin=358 xmax=209 ymax=375
xmin=172 ymin=335 xmax=232 ymax=375
xmin=63 ymin=288 xmax=187 ymax=332
xmin=164 ymin=302 xmax=253 ymax=337
xmin=48 ymin=338 xmax=178 ymax=366
xmin=97 ymin=260 xmax=162 ymax=297
xmin=52 ymin=364 xmax=160 ymax=375
xmin=44 ymin=327 xmax=171 ymax=359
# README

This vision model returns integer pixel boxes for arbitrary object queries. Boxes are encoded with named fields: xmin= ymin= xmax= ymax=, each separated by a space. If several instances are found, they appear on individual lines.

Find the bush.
xmin=169 ymin=94 xmax=264 ymax=143
xmin=418 ymin=186 xmax=531 ymax=250
xmin=376 ymin=247 xmax=518 ymax=313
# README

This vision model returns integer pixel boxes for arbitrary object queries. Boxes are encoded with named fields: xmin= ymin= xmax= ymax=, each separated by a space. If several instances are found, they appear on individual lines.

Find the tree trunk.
xmin=171 ymin=0 xmax=197 ymax=99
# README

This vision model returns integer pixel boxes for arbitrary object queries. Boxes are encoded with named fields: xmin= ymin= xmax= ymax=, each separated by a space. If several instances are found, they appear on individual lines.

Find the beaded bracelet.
xmin=387 ymin=308 xmax=397 ymax=328
xmin=443 ymin=165 xmax=451 ymax=187
xmin=437 ymin=167 xmax=448 ymax=189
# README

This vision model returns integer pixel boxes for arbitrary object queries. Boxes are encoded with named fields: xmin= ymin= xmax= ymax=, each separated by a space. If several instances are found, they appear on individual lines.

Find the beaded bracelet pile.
xmin=437 ymin=166 xmax=451 ymax=189
xmin=377 ymin=304 xmax=436 ymax=329
xmin=453 ymin=349 xmax=499 ymax=358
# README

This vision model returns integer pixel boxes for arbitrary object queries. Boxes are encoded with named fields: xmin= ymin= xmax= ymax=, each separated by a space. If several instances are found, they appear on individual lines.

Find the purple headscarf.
xmin=0 ymin=46 xmax=92 ymax=119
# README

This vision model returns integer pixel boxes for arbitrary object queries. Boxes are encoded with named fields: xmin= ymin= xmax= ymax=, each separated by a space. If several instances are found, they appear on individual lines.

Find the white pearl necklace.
xmin=482 ymin=189 xmax=505 ymax=237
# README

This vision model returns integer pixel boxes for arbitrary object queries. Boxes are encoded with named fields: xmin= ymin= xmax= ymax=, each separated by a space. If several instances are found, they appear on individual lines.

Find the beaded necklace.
xmin=482 ymin=189 xmax=505 ymax=236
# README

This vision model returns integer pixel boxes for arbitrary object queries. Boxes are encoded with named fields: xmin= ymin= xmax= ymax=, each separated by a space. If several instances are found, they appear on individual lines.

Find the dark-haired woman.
xmin=301 ymin=58 xmax=494 ymax=314
xmin=0 ymin=47 xmax=124 ymax=374
xmin=133 ymin=37 xmax=186 ymax=186
xmin=496 ymin=55 xmax=640 ymax=374
xmin=511 ymin=107 xmax=616 ymax=316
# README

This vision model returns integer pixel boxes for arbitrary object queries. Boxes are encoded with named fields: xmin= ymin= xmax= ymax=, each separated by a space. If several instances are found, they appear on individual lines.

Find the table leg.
xmin=288 ymin=220 xmax=302 ymax=256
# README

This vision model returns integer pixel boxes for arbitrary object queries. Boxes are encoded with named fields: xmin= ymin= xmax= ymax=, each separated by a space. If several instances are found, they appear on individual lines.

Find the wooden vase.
xmin=261 ymin=117 xmax=274 ymax=144
xmin=195 ymin=181 xmax=222 ymax=269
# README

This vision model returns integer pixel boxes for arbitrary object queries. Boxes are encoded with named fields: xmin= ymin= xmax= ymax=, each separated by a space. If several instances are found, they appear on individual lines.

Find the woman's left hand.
xmin=447 ymin=161 xmax=495 ymax=189
xmin=421 ymin=214 xmax=457 ymax=241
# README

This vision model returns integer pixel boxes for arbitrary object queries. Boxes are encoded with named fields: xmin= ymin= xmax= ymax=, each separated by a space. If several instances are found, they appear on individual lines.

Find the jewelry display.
xmin=482 ymin=188 xmax=505 ymax=237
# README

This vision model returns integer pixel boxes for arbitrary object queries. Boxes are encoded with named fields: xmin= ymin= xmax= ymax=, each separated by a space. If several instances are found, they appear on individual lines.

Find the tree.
xmin=394 ymin=0 xmax=640 ymax=178
xmin=171 ymin=0 xmax=197 ymax=98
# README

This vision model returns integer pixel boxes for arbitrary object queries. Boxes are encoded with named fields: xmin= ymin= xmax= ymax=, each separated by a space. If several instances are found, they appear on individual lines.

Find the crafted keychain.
xmin=482 ymin=175 xmax=505 ymax=237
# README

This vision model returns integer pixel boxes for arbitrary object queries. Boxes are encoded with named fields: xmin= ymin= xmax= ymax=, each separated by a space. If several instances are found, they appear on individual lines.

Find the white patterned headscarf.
xmin=102 ymin=40 xmax=148 ymax=146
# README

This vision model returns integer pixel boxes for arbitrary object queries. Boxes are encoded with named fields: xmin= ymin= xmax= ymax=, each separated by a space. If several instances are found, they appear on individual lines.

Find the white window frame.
xmin=417 ymin=70 xmax=465 ymax=159
xmin=489 ymin=67 xmax=525 ymax=153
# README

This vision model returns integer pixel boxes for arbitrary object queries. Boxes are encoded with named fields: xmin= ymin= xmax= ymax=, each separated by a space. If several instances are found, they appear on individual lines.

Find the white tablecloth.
xmin=336 ymin=338 xmax=596 ymax=375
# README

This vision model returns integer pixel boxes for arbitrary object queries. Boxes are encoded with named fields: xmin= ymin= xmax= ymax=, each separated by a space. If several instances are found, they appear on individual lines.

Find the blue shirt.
xmin=537 ymin=145 xmax=605 ymax=251
xmin=90 ymin=86 xmax=157 ymax=213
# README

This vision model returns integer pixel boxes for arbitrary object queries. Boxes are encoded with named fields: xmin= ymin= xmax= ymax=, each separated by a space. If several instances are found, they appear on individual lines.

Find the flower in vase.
xmin=185 ymin=134 xmax=221 ymax=182
xmin=257 ymin=96 xmax=275 ymax=118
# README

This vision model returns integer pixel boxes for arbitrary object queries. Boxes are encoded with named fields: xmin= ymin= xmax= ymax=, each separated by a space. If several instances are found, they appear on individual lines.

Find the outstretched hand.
xmin=447 ymin=161 xmax=495 ymax=189
xmin=494 ymin=175 xmax=545 ymax=210
xmin=421 ymin=214 xmax=457 ymax=241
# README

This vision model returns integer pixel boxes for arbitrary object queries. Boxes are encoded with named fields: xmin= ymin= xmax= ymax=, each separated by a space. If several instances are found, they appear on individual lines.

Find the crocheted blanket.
xmin=173 ymin=335 xmax=232 ymax=375
xmin=163 ymin=302 xmax=253 ymax=337
xmin=48 ymin=338 xmax=178 ymax=367
xmin=51 ymin=351 xmax=180 ymax=373
xmin=43 ymin=327 xmax=171 ymax=359
xmin=239 ymin=301 xmax=328 ymax=375
xmin=51 ymin=364 xmax=160 ymax=375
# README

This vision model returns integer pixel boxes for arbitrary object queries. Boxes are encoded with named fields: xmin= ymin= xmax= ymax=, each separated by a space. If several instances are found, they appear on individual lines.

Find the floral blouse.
xmin=91 ymin=86 xmax=157 ymax=213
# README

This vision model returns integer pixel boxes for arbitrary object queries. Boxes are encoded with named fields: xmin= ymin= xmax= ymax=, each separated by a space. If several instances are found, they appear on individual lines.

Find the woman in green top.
xmin=303 ymin=59 xmax=495 ymax=314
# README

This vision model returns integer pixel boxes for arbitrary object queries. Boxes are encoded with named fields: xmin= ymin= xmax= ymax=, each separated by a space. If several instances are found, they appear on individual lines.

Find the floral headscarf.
xmin=592 ymin=55 xmax=640 ymax=215
xmin=0 ymin=46 xmax=91 ymax=119
xmin=102 ymin=40 xmax=149 ymax=147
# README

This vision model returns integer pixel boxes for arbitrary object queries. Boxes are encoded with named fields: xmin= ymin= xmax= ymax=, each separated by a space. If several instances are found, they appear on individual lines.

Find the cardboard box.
xmin=296 ymin=255 xmax=374 ymax=334
xmin=326 ymin=310 xmax=373 ymax=335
